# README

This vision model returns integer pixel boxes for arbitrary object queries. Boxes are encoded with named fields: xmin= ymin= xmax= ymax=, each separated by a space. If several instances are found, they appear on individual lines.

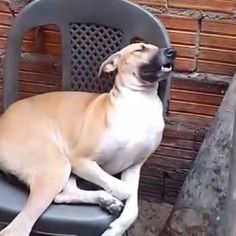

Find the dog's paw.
xmin=0 ymin=231 xmax=14 ymax=236
xmin=0 ymin=227 xmax=28 ymax=236
xmin=101 ymin=221 xmax=126 ymax=236
xmin=54 ymin=191 xmax=76 ymax=204
xmin=1 ymin=227 xmax=13 ymax=236
xmin=106 ymin=182 xmax=131 ymax=201
xmin=98 ymin=192 xmax=124 ymax=215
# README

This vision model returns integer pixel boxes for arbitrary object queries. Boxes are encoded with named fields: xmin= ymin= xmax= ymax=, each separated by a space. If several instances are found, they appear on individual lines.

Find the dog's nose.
xmin=164 ymin=48 xmax=176 ymax=59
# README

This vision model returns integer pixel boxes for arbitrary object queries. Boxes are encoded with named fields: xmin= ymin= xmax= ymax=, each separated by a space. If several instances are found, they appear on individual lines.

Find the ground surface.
xmin=128 ymin=200 xmax=172 ymax=236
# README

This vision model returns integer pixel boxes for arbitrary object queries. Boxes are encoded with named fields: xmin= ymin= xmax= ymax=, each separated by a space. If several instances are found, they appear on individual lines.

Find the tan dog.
xmin=0 ymin=43 xmax=176 ymax=236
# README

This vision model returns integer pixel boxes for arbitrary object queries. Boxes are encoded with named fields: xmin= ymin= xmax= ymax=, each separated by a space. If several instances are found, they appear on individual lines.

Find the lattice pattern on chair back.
xmin=70 ymin=23 xmax=123 ymax=93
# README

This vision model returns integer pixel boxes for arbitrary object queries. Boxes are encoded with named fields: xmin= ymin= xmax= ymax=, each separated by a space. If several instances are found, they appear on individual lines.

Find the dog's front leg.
xmin=72 ymin=159 xmax=131 ymax=201
xmin=101 ymin=162 xmax=143 ymax=236
xmin=54 ymin=176 xmax=124 ymax=214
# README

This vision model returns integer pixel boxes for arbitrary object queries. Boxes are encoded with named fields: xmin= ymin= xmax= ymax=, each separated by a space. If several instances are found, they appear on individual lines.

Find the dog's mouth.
xmin=138 ymin=47 xmax=176 ymax=83
xmin=139 ymin=62 xmax=173 ymax=83
xmin=161 ymin=63 xmax=172 ymax=73
xmin=140 ymin=63 xmax=173 ymax=75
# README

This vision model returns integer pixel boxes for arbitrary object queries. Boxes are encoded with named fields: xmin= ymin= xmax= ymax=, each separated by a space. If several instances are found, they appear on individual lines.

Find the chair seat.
xmin=0 ymin=173 xmax=117 ymax=236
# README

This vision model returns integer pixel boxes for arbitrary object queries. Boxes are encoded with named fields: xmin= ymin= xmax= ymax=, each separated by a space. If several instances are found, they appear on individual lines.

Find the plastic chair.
xmin=0 ymin=0 xmax=171 ymax=235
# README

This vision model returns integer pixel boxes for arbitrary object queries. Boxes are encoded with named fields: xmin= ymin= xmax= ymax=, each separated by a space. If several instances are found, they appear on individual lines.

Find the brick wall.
xmin=134 ymin=0 xmax=233 ymax=203
xmin=135 ymin=0 xmax=236 ymax=76
xmin=0 ymin=0 xmax=233 ymax=203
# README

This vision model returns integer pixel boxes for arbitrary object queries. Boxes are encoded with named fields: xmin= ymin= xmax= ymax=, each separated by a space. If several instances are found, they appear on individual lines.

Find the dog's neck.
xmin=109 ymin=73 xmax=159 ymax=101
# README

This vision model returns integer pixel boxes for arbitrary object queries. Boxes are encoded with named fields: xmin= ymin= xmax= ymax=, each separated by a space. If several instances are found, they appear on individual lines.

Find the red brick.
xmin=157 ymin=15 xmax=199 ymax=72
xmin=171 ymin=78 xmax=228 ymax=95
xmin=0 ymin=1 xmax=12 ymax=14
xmin=199 ymin=48 xmax=236 ymax=64
xmin=161 ymin=136 xmax=201 ymax=150
xmin=202 ymin=19 xmax=236 ymax=36
xmin=169 ymin=100 xmax=218 ymax=116
xmin=172 ymin=45 xmax=195 ymax=58
xmin=157 ymin=145 xmax=197 ymax=159
xmin=39 ymin=30 xmax=61 ymax=45
xmin=134 ymin=0 xmax=167 ymax=7
xmin=169 ymin=30 xmax=197 ymax=46
xmin=19 ymin=81 xmax=59 ymax=94
xmin=0 ymin=12 xmax=13 ymax=25
xmin=168 ymin=0 xmax=234 ymax=13
xmin=198 ymin=19 xmax=236 ymax=75
xmin=20 ymin=57 xmax=61 ymax=75
xmin=197 ymin=60 xmax=236 ymax=75
xmin=175 ymin=57 xmax=196 ymax=72
xmin=159 ymin=15 xmax=198 ymax=32
xmin=171 ymin=89 xmax=223 ymax=106
xmin=19 ymin=70 xmax=60 ymax=86
xmin=0 ymin=24 xmax=8 ymax=38
xmin=0 ymin=34 xmax=61 ymax=56
xmin=168 ymin=111 xmax=213 ymax=128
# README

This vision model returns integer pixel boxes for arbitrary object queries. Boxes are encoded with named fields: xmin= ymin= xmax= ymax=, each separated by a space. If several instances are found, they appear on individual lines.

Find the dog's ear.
xmin=98 ymin=53 xmax=121 ymax=78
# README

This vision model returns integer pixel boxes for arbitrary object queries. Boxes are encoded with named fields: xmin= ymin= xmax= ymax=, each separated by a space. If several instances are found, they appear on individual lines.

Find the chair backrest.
xmin=3 ymin=0 xmax=171 ymax=113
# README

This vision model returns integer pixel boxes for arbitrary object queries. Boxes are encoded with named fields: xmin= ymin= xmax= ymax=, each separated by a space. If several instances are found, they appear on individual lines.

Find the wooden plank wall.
xmin=0 ymin=1 xmax=232 ymax=203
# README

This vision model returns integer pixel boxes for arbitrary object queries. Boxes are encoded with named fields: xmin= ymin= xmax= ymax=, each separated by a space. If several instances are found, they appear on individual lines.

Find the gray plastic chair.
xmin=1 ymin=0 xmax=171 ymax=235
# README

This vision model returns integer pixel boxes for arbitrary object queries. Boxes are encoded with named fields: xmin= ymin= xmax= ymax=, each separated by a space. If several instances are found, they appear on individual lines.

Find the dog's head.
xmin=98 ymin=43 xmax=176 ymax=87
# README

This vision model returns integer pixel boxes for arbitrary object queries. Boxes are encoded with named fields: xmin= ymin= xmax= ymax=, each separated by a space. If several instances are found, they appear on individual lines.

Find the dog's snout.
xmin=164 ymin=48 xmax=176 ymax=59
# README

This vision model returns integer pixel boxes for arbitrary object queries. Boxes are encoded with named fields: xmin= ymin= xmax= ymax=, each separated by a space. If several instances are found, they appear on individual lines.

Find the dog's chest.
xmin=97 ymin=94 xmax=164 ymax=174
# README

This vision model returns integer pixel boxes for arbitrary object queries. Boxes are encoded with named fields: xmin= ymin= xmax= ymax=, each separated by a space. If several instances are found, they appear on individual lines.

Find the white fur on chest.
xmin=97 ymin=91 xmax=164 ymax=174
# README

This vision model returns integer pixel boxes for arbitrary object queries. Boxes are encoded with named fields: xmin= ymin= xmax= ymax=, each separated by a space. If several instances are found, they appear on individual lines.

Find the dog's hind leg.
xmin=54 ymin=176 xmax=124 ymax=214
xmin=0 ymin=159 xmax=71 ymax=236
